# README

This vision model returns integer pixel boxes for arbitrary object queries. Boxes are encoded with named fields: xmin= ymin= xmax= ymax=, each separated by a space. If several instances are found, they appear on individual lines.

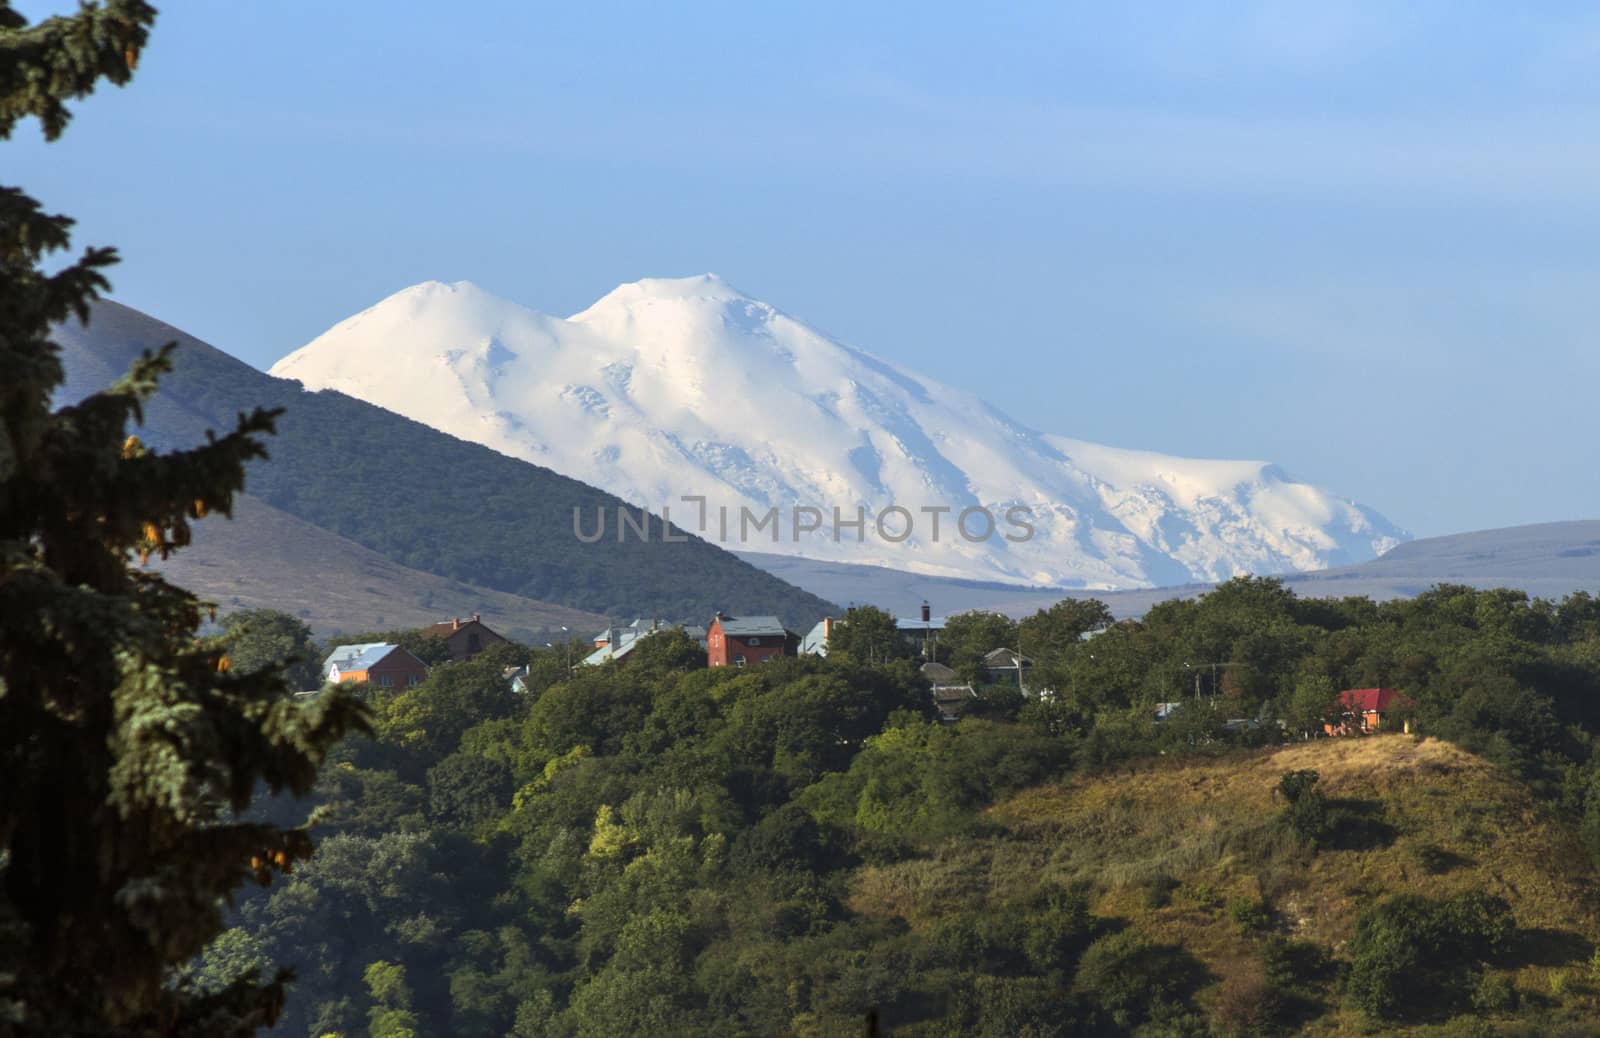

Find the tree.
xmin=1017 ymin=598 xmax=1112 ymax=668
xmin=365 ymin=961 xmax=421 ymax=1038
xmin=429 ymin=753 xmax=514 ymax=829
xmin=222 ymin=607 xmax=324 ymax=691
xmin=826 ymin=605 xmax=907 ymax=664
xmin=0 ymin=7 xmax=367 ymax=1032
xmin=1282 ymin=674 xmax=1341 ymax=739
xmin=941 ymin=610 xmax=1018 ymax=680
xmin=377 ymin=652 xmax=522 ymax=760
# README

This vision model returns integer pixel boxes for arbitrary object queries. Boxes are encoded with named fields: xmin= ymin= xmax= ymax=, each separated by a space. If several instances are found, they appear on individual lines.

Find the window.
xmin=378 ymin=673 xmax=393 ymax=688
xmin=733 ymin=654 xmax=747 ymax=668
xmin=468 ymin=632 xmax=481 ymax=652
xmin=747 ymin=637 xmax=761 ymax=646
xmin=407 ymin=675 xmax=420 ymax=688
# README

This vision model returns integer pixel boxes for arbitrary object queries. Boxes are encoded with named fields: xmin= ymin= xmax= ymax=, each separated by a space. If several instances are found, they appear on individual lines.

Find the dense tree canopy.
xmin=221 ymin=608 xmax=323 ymax=691
xmin=202 ymin=574 xmax=1600 ymax=1034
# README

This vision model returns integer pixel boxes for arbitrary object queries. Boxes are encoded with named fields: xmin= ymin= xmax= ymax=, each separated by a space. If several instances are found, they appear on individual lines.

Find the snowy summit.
xmin=269 ymin=275 xmax=1408 ymax=589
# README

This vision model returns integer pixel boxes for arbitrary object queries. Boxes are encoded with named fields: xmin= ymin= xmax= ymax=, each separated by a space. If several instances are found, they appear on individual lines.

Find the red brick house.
xmin=1326 ymin=687 xmax=1415 ymax=736
xmin=421 ymin=614 xmax=507 ymax=661
xmin=325 ymin=643 xmax=430 ymax=690
xmin=707 ymin=613 xmax=794 ymax=668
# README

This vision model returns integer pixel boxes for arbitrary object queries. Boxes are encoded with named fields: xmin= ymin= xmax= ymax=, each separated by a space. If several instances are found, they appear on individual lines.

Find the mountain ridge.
xmin=743 ymin=518 xmax=1600 ymax=620
xmin=55 ymin=299 xmax=837 ymax=629
xmin=271 ymin=274 xmax=1408 ymax=590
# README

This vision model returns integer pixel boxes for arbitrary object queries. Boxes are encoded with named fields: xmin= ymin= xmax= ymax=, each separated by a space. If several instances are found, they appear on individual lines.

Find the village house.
xmin=897 ymin=602 xmax=945 ymax=659
xmin=799 ymin=616 xmax=837 ymax=656
xmin=1326 ymin=687 xmax=1415 ymax=736
xmin=707 ymin=613 xmax=794 ymax=668
xmin=980 ymin=646 xmax=1033 ymax=690
xmin=921 ymin=660 xmax=976 ymax=721
xmin=800 ymin=602 xmax=947 ymax=659
xmin=421 ymin=614 xmax=507 ymax=661
xmin=584 ymin=618 xmax=709 ymax=666
xmin=323 ymin=642 xmax=430 ymax=689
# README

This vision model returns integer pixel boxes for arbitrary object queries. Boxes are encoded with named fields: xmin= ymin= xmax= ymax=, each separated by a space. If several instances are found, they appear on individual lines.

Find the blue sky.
xmin=15 ymin=1 xmax=1600 ymax=538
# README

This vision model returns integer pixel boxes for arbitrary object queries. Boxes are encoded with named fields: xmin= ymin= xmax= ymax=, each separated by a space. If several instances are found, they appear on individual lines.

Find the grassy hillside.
xmin=55 ymin=300 xmax=837 ymax=628
xmin=853 ymin=735 xmax=1600 ymax=1035
xmin=153 ymin=493 xmax=609 ymax=641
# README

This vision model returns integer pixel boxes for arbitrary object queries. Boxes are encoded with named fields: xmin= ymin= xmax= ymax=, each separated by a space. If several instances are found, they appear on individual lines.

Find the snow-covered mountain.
xmin=270 ymin=275 xmax=1407 ymax=589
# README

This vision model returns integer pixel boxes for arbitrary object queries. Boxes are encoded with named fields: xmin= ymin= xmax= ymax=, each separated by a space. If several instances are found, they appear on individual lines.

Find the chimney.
xmin=452 ymin=618 xmax=460 ymax=631
xmin=472 ymin=613 xmax=480 ymax=623
xmin=921 ymin=601 xmax=931 ymax=623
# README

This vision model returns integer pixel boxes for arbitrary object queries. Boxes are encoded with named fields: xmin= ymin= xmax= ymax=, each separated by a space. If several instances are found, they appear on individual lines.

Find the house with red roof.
xmin=421 ymin=614 xmax=507 ymax=661
xmin=1325 ymin=687 xmax=1415 ymax=736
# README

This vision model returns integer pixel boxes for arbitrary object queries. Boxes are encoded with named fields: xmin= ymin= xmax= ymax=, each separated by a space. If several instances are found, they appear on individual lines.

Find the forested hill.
xmin=205 ymin=581 xmax=1600 ymax=1035
xmin=54 ymin=300 xmax=836 ymax=626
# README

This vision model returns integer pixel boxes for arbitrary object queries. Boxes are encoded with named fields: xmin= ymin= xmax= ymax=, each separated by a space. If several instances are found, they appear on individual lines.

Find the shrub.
xmin=927 ymin=909 xmax=1028 ymax=974
xmin=1074 ymin=929 xmax=1206 ymax=1030
xmin=1144 ymin=872 xmax=1180 ymax=909
xmin=1277 ymin=769 xmax=1321 ymax=805
xmin=1180 ymin=882 xmax=1223 ymax=913
xmin=1210 ymin=970 xmax=1276 ymax=1037
xmin=1021 ymin=885 xmax=1092 ymax=973
xmin=1277 ymin=770 xmax=1330 ymax=844
xmin=1260 ymin=937 xmax=1330 ymax=991
xmin=1229 ymin=897 xmax=1272 ymax=936
xmin=1470 ymin=972 xmax=1517 ymax=1013
xmin=1346 ymin=891 xmax=1515 ymax=1019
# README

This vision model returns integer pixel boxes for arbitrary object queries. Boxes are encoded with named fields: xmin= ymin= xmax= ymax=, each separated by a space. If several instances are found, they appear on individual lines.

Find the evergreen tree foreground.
xmin=0 ymin=4 xmax=367 ymax=1034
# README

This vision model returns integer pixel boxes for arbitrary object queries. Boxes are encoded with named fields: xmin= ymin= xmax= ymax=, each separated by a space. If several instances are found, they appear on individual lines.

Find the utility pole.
xmin=1185 ymin=660 xmax=1238 ymax=699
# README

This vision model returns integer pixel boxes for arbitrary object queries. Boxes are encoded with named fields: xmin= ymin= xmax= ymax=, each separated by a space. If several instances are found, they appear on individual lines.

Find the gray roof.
xmin=583 ymin=621 xmax=711 ymax=665
xmin=715 ymin=615 xmax=788 ymax=637
xmin=344 ymin=645 xmax=401 ymax=672
xmin=982 ymin=647 xmax=1032 ymax=668
xmin=324 ymin=642 xmax=390 ymax=672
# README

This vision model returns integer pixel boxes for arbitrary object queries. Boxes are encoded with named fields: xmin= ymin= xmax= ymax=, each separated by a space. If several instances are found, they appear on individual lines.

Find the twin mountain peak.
xmin=269 ymin=275 xmax=1408 ymax=590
